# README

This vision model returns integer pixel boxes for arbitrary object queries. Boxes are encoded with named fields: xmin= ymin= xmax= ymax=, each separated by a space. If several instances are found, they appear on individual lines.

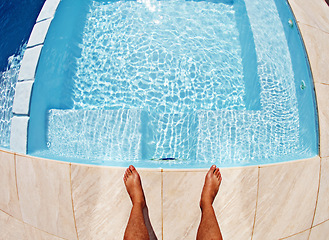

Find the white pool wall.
xmin=10 ymin=0 xmax=61 ymax=153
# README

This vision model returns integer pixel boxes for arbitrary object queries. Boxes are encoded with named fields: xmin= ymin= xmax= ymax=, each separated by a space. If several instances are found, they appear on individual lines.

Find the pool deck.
xmin=1 ymin=0 xmax=329 ymax=239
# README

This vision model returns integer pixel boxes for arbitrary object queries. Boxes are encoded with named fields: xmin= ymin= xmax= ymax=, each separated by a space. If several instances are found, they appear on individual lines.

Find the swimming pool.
xmin=10 ymin=0 xmax=319 ymax=168
xmin=0 ymin=0 xmax=46 ymax=148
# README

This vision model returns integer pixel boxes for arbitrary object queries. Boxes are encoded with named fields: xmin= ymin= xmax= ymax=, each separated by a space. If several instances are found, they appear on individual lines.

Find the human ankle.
xmin=132 ymin=199 xmax=146 ymax=208
xmin=200 ymin=200 xmax=213 ymax=210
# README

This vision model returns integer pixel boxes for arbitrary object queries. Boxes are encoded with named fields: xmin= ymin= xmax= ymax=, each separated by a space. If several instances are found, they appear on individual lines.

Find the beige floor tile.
xmin=163 ymin=166 xmax=258 ymax=240
xmin=281 ymin=230 xmax=310 ymax=240
xmin=288 ymin=0 xmax=329 ymax=33
xmin=0 ymin=210 xmax=64 ymax=240
xmin=253 ymin=158 xmax=320 ymax=240
xmin=314 ymin=83 xmax=329 ymax=157
xmin=16 ymin=155 xmax=77 ymax=240
xmin=0 ymin=151 xmax=21 ymax=220
xmin=163 ymin=170 xmax=205 ymax=240
xmin=298 ymin=23 xmax=329 ymax=85
xmin=0 ymin=209 xmax=27 ymax=240
xmin=309 ymin=220 xmax=329 ymax=240
xmin=71 ymin=164 xmax=161 ymax=240
xmin=24 ymin=223 xmax=65 ymax=240
xmin=313 ymin=157 xmax=329 ymax=225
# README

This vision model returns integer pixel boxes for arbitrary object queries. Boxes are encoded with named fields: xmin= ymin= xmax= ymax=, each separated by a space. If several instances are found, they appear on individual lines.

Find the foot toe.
xmin=129 ymin=165 xmax=136 ymax=172
xmin=215 ymin=168 xmax=219 ymax=174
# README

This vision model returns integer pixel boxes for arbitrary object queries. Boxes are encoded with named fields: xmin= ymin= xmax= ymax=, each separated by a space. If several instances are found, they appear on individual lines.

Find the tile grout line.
xmin=0 ymin=208 xmax=17 ymax=220
xmin=312 ymin=217 xmax=329 ymax=228
xmin=280 ymin=218 xmax=329 ymax=240
xmin=0 ymin=208 xmax=68 ymax=239
xmin=308 ymin=157 xmax=323 ymax=240
xmin=297 ymin=21 xmax=329 ymax=35
xmin=161 ymin=168 xmax=164 ymax=240
xmin=14 ymin=153 xmax=20 ymax=203
xmin=250 ymin=166 xmax=260 ymax=240
xmin=69 ymin=163 xmax=79 ymax=240
xmin=315 ymin=82 xmax=329 ymax=87
xmin=312 ymin=157 xmax=322 ymax=225
xmin=279 ymin=228 xmax=311 ymax=239
xmin=12 ymin=152 xmax=24 ymax=232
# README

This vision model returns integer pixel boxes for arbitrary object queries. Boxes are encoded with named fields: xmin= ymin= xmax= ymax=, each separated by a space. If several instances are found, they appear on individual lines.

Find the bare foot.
xmin=124 ymin=165 xmax=146 ymax=208
xmin=200 ymin=165 xmax=222 ymax=209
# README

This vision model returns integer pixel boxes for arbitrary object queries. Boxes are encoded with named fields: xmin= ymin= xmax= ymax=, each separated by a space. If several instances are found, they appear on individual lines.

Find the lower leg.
xmin=123 ymin=165 xmax=150 ymax=240
xmin=124 ymin=203 xmax=149 ymax=240
xmin=197 ymin=204 xmax=222 ymax=240
xmin=196 ymin=165 xmax=223 ymax=240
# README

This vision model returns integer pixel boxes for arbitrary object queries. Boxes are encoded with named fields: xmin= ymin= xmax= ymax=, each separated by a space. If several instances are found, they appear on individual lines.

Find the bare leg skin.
xmin=123 ymin=165 xmax=150 ymax=240
xmin=196 ymin=165 xmax=223 ymax=240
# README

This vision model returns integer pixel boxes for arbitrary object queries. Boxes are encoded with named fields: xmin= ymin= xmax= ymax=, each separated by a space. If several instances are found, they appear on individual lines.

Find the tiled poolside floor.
xmin=0 ymin=151 xmax=327 ymax=240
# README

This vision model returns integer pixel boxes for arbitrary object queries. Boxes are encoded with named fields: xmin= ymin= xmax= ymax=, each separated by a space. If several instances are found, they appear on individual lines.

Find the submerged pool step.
xmin=196 ymin=110 xmax=267 ymax=163
xmin=47 ymin=109 xmax=200 ymax=161
xmin=47 ymin=109 xmax=142 ymax=161
xmin=195 ymin=109 xmax=299 ymax=164
xmin=46 ymin=108 xmax=298 ymax=164
xmin=45 ymin=109 xmax=265 ymax=162
xmin=143 ymin=111 xmax=199 ymax=160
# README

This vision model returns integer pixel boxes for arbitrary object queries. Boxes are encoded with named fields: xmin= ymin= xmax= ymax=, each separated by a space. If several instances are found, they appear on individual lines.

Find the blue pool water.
xmin=0 ymin=0 xmax=45 ymax=148
xmin=25 ymin=0 xmax=318 ymax=168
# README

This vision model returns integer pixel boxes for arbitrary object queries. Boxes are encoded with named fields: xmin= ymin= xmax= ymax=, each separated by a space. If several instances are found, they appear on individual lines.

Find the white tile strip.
xmin=10 ymin=116 xmax=29 ymax=154
xmin=17 ymin=45 xmax=43 ymax=81
xmin=11 ymin=0 xmax=62 ymax=153
xmin=37 ymin=0 xmax=61 ymax=22
xmin=27 ymin=18 xmax=52 ymax=48
xmin=12 ymin=81 xmax=34 ymax=115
